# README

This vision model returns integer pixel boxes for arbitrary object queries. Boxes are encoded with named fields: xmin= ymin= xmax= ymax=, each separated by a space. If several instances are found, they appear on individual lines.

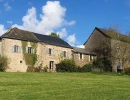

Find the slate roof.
xmin=1 ymin=27 xmax=38 ymax=42
xmin=33 ymin=33 xmax=72 ymax=48
xmin=73 ymin=47 xmax=96 ymax=55
xmin=1 ymin=27 xmax=72 ymax=48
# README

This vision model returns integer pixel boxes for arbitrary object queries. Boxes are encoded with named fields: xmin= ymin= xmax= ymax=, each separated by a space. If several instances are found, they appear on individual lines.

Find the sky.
xmin=0 ymin=0 xmax=130 ymax=48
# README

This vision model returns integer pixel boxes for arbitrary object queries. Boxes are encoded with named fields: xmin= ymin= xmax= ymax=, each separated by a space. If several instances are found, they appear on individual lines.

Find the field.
xmin=0 ymin=72 xmax=130 ymax=100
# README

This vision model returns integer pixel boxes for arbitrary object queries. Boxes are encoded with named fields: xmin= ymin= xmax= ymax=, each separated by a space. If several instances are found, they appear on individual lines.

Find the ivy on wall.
xmin=21 ymin=41 xmax=38 ymax=67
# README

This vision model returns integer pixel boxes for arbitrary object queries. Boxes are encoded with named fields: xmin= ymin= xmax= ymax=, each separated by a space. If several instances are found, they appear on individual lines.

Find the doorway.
xmin=50 ymin=61 xmax=54 ymax=70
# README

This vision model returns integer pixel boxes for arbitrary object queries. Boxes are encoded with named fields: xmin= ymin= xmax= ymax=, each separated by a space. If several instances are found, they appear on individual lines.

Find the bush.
xmin=0 ymin=55 xmax=8 ymax=72
xmin=92 ymin=58 xmax=112 ymax=72
xmin=56 ymin=59 xmax=77 ymax=72
xmin=27 ymin=66 xmax=34 ymax=72
xmin=76 ymin=64 xmax=92 ymax=72
xmin=82 ymin=64 xmax=92 ymax=72
xmin=124 ymin=68 xmax=130 ymax=75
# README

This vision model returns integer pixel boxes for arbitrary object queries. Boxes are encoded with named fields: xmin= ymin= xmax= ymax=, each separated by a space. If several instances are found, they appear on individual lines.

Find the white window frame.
xmin=26 ymin=47 xmax=34 ymax=54
xmin=12 ymin=45 xmax=22 ymax=53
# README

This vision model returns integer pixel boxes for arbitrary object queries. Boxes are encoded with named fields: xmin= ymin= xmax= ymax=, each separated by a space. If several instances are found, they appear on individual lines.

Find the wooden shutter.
xmin=32 ymin=48 xmax=35 ymax=54
xmin=52 ymin=49 xmax=54 ymax=55
xmin=46 ymin=48 xmax=49 ymax=54
xmin=62 ymin=51 xmax=64 ymax=57
xmin=12 ymin=46 xmax=14 ymax=53
xmin=66 ymin=52 xmax=68 ymax=58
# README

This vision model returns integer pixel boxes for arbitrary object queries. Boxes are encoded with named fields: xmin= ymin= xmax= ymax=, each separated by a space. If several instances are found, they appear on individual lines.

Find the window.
xmin=50 ymin=61 xmax=54 ymax=70
xmin=49 ymin=48 xmax=52 ymax=55
xmin=116 ymin=47 xmax=120 ymax=53
xmin=79 ymin=53 xmax=83 ymax=60
xmin=26 ymin=47 xmax=34 ymax=54
xmin=62 ymin=51 xmax=68 ymax=58
xmin=47 ymin=48 xmax=54 ymax=56
xmin=89 ymin=55 xmax=93 ymax=61
xmin=12 ymin=45 xmax=22 ymax=53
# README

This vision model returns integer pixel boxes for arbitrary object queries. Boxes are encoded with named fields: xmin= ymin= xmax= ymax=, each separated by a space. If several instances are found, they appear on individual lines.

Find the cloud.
xmin=12 ymin=1 xmax=75 ymax=36
xmin=66 ymin=34 xmax=76 ymax=46
xmin=57 ymin=28 xmax=67 ymax=38
xmin=1 ymin=1 xmax=76 ymax=45
xmin=7 ymin=21 xmax=13 ymax=24
xmin=0 ymin=24 xmax=7 ymax=36
xmin=4 ymin=3 xmax=12 ymax=11
xmin=65 ymin=20 xmax=76 ymax=26
xmin=76 ymin=45 xmax=85 ymax=48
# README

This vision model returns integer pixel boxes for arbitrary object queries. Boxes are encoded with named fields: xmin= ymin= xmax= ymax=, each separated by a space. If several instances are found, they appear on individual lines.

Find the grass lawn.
xmin=0 ymin=72 xmax=130 ymax=100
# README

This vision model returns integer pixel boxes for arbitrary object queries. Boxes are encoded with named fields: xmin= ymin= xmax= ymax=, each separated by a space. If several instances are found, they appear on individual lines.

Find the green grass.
xmin=0 ymin=72 xmax=130 ymax=100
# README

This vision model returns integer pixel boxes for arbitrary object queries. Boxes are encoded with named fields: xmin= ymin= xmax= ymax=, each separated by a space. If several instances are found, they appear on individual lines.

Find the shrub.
xmin=82 ymin=64 xmax=92 ymax=72
xmin=92 ymin=58 xmax=112 ymax=72
xmin=27 ymin=66 xmax=34 ymax=72
xmin=43 ymin=65 xmax=48 ymax=72
xmin=124 ymin=67 xmax=130 ymax=75
xmin=92 ymin=58 xmax=104 ymax=72
xmin=34 ymin=63 xmax=43 ymax=72
xmin=56 ymin=59 xmax=77 ymax=72
xmin=75 ymin=64 xmax=92 ymax=72
xmin=0 ymin=55 xmax=8 ymax=72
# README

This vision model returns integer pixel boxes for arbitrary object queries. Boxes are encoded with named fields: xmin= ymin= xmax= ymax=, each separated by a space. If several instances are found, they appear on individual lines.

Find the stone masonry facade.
xmin=1 ymin=38 xmax=73 ymax=72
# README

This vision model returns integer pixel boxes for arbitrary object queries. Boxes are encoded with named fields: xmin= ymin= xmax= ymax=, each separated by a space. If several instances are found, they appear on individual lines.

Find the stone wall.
xmin=36 ymin=42 xmax=72 ymax=72
xmin=2 ymin=38 xmax=27 ymax=72
xmin=2 ymin=38 xmax=72 ymax=72
xmin=73 ymin=53 xmax=94 ymax=67
xmin=111 ymin=39 xmax=130 ymax=72
xmin=84 ymin=29 xmax=109 ymax=52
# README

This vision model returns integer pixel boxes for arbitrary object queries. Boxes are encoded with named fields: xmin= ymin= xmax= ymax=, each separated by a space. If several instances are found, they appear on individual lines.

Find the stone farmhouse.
xmin=0 ymin=27 xmax=130 ymax=72
xmin=84 ymin=27 xmax=130 ymax=72
xmin=0 ymin=27 xmax=95 ymax=72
